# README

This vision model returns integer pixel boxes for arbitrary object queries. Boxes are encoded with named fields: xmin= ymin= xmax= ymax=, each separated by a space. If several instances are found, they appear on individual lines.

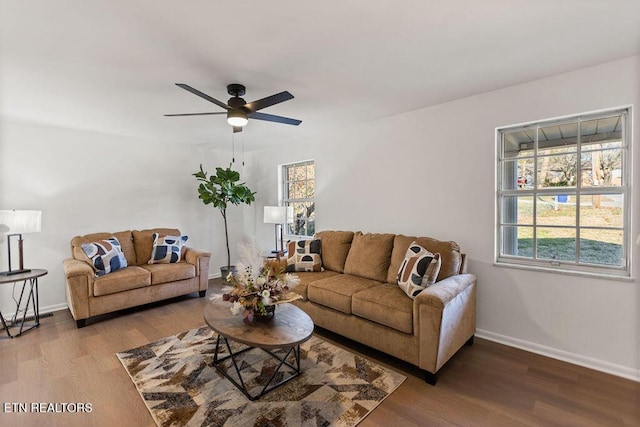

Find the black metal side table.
xmin=0 ymin=269 xmax=47 ymax=338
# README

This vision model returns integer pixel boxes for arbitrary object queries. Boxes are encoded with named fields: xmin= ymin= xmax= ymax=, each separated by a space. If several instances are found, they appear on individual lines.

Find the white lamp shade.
xmin=0 ymin=210 xmax=42 ymax=234
xmin=284 ymin=206 xmax=294 ymax=224
xmin=263 ymin=206 xmax=294 ymax=224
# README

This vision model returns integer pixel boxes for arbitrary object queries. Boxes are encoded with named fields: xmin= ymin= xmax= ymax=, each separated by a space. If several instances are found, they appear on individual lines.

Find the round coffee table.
xmin=204 ymin=300 xmax=314 ymax=400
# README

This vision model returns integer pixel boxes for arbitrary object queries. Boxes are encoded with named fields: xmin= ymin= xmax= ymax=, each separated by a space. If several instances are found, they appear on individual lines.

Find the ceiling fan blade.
xmin=248 ymin=111 xmax=301 ymax=126
xmin=175 ymin=83 xmax=229 ymax=110
xmin=164 ymin=112 xmax=226 ymax=117
xmin=233 ymin=126 xmax=243 ymax=133
xmin=244 ymin=91 xmax=294 ymax=112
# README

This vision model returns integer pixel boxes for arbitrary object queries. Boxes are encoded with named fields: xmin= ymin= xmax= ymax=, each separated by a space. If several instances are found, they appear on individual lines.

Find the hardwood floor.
xmin=0 ymin=280 xmax=637 ymax=427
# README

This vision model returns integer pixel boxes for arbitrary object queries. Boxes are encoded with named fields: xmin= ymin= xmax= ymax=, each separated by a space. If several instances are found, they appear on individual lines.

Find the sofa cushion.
xmin=343 ymin=232 xmax=395 ymax=282
xmin=387 ymin=235 xmax=462 ymax=283
xmin=286 ymin=239 xmax=323 ymax=272
xmin=397 ymin=242 xmax=441 ymax=298
xmin=132 ymin=228 xmax=181 ymax=265
xmin=289 ymin=270 xmax=341 ymax=300
xmin=141 ymin=263 xmax=195 ymax=285
xmin=352 ymin=284 xmax=414 ymax=334
xmin=81 ymin=237 xmax=128 ymax=277
xmin=315 ymin=231 xmax=354 ymax=273
xmin=307 ymin=274 xmax=384 ymax=314
xmin=93 ymin=266 xmax=151 ymax=296
xmin=72 ymin=230 xmax=136 ymax=266
xmin=149 ymin=233 xmax=188 ymax=264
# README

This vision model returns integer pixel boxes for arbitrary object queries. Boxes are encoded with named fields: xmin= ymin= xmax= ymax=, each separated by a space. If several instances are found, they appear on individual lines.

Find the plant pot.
xmin=220 ymin=266 xmax=237 ymax=283
xmin=250 ymin=305 xmax=275 ymax=322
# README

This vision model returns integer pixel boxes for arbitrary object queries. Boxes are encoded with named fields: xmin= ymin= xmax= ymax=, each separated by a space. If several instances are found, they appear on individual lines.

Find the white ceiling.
xmin=1 ymin=1 xmax=639 ymax=150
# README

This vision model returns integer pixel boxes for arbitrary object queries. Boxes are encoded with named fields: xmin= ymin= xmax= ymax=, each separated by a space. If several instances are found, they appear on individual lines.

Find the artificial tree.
xmin=193 ymin=164 xmax=256 ymax=277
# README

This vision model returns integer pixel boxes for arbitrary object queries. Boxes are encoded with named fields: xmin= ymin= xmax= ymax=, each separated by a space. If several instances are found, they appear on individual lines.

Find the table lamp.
xmin=0 ymin=210 xmax=42 ymax=276
xmin=263 ymin=206 xmax=294 ymax=253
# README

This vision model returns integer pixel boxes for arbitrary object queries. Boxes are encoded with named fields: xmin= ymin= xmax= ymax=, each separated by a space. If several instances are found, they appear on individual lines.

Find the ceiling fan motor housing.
xmin=228 ymin=97 xmax=246 ymax=109
xmin=227 ymin=84 xmax=247 ymax=109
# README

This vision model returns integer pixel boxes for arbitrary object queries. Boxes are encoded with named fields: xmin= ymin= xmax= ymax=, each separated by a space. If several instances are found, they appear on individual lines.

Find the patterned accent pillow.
xmin=148 ymin=233 xmax=188 ymax=264
xmin=286 ymin=239 xmax=323 ymax=272
xmin=81 ymin=237 xmax=128 ymax=277
xmin=397 ymin=242 xmax=441 ymax=298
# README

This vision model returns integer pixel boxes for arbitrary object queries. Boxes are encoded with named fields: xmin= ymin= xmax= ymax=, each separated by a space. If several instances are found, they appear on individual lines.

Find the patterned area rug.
xmin=117 ymin=326 xmax=406 ymax=426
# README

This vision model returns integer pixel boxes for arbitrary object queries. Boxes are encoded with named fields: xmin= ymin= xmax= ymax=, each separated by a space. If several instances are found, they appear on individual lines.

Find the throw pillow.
xmin=286 ymin=239 xmax=323 ymax=272
xmin=81 ymin=237 xmax=128 ymax=277
xmin=397 ymin=242 xmax=441 ymax=298
xmin=148 ymin=233 xmax=188 ymax=264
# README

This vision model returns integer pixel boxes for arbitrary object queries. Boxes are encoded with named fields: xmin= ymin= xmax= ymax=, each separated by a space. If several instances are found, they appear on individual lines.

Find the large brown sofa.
xmin=63 ymin=228 xmax=211 ymax=328
xmin=286 ymin=230 xmax=476 ymax=385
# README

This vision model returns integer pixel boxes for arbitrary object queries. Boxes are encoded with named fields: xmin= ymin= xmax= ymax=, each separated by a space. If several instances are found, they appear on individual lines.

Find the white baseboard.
xmin=41 ymin=303 xmax=69 ymax=315
xmin=476 ymin=328 xmax=640 ymax=382
xmin=3 ymin=302 xmax=68 ymax=319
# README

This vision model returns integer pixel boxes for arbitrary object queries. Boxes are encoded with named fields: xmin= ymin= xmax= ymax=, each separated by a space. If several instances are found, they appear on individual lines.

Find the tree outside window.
xmin=282 ymin=161 xmax=315 ymax=237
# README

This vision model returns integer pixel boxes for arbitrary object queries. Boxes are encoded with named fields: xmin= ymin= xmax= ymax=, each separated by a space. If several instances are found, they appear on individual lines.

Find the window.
xmin=496 ymin=107 xmax=631 ymax=277
xmin=282 ymin=160 xmax=315 ymax=237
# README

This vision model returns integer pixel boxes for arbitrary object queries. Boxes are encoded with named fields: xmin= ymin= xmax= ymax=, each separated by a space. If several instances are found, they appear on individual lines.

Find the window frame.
xmin=495 ymin=107 xmax=632 ymax=279
xmin=280 ymin=159 xmax=315 ymax=239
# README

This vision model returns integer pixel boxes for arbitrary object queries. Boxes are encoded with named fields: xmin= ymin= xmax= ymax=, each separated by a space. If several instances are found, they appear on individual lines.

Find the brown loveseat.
xmin=285 ymin=230 xmax=476 ymax=385
xmin=63 ymin=228 xmax=211 ymax=328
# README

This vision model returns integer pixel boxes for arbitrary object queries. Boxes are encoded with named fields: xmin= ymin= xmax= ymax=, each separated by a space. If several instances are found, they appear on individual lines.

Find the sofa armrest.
xmin=63 ymin=258 xmax=95 ymax=321
xmin=414 ymin=273 xmax=476 ymax=309
xmin=184 ymin=247 xmax=209 ymax=266
xmin=64 ymin=258 xmax=94 ymax=278
xmin=414 ymin=273 xmax=477 ymax=373
xmin=184 ymin=247 xmax=211 ymax=291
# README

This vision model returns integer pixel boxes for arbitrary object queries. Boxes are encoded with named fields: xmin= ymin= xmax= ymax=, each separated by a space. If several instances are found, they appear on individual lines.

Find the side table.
xmin=0 ymin=268 xmax=47 ymax=338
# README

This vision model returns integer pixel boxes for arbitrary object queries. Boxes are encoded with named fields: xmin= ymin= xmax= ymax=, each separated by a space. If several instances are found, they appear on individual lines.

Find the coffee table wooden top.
xmin=204 ymin=300 xmax=314 ymax=350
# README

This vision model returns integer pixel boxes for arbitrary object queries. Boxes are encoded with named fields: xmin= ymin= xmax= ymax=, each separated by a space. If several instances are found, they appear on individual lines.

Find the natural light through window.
xmin=282 ymin=160 xmax=315 ymax=237
xmin=496 ymin=107 xmax=631 ymax=277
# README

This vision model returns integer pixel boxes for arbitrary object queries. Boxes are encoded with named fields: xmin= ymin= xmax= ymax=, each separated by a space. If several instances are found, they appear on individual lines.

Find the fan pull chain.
xmin=231 ymin=132 xmax=236 ymax=166
xmin=241 ymin=133 xmax=245 ymax=166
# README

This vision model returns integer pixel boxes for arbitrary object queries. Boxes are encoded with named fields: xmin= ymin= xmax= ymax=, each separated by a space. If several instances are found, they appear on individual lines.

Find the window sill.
xmin=284 ymin=235 xmax=315 ymax=241
xmin=494 ymin=260 xmax=634 ymax=282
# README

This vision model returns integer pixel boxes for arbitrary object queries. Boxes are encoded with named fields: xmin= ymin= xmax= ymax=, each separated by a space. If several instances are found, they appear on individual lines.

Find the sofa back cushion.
xmin=386 ymin=234 xmax=462 ymax=283
xmin=132 ymin=228 xmax=181 ymax=265
xmin=344 ymin=232 xmax=395 ymax=282
xmin=71 ymin=230 xmax=136 ymax=267
xmin=315 ymin=230 xmax=354 ymax=273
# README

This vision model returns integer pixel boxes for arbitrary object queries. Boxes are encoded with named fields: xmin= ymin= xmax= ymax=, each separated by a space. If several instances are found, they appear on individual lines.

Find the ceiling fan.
xmin=165 ymin=83 xmax=301 ymax=133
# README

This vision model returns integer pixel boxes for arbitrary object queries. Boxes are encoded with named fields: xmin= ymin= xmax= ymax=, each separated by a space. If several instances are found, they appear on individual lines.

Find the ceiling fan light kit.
xmin=227 ymin=110 xmax=248 ymax=127
xmin=165 ymin=83 xmax=301 ymax=132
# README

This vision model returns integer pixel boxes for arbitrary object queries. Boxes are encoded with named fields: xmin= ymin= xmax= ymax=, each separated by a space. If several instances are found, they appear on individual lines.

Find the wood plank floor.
xmin=0 ymin=280 xmax=638 ymax=427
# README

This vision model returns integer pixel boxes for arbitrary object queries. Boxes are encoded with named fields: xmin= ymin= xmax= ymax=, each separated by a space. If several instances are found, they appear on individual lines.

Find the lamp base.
xmin=0 ymin=268 xmax=32 ymax=276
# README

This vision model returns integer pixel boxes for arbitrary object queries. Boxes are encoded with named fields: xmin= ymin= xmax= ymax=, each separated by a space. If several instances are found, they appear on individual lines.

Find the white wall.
xmin=0 ymin=120 xmax=244 ymax=315
xmin=244 ymin=56 xmax=640 ymax=380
